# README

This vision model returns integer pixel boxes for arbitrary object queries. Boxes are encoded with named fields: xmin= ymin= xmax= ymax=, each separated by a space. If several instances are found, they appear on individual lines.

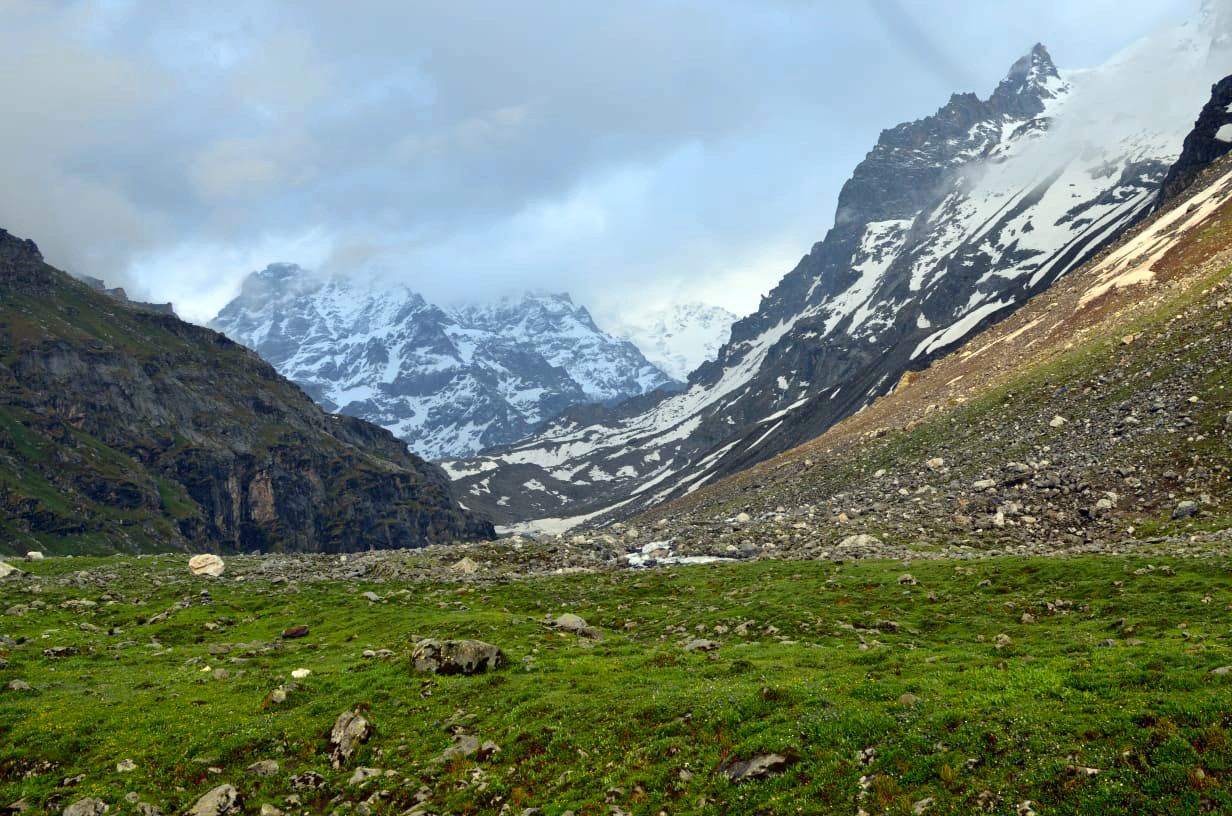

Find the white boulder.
xmin=189 ymin=554 xmax=225 ymax=577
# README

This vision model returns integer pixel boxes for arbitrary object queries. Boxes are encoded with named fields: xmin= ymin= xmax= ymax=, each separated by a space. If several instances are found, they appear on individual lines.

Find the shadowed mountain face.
xmin=445 ymin=38 xmax=1226 ymax=531
xmin=1160 ymin=73 xmax=1232 ymax=203
xmin=211 ymin=269 xmax=673 ymax=460
xmin=0 ymin=232 xmax=494 ymax=556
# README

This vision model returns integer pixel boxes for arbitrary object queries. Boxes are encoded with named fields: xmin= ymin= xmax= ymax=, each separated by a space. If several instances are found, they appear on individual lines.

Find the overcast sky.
xmin=0 ymin=0 xmax=1201 ymax=326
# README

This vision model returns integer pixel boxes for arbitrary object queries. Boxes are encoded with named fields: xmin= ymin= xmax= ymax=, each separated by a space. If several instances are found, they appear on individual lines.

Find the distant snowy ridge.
xmin=210 ymin=269 xmax=673 ymax=459
xmin=607 ymin=303 xmax=738 ymax=381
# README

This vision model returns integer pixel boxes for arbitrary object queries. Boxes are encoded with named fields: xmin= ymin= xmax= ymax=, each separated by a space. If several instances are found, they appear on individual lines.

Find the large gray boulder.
xmin=328 ymin=710 xmax=373 ymax=769
xmin=184 ymin=784 xmax=240 ymax=815
xmin=411 ymin=639 xmax=504 ymax=675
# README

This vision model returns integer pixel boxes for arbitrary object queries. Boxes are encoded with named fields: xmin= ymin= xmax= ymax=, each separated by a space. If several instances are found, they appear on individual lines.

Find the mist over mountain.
xmin=606 ymin=303 xmax=737 ymax=382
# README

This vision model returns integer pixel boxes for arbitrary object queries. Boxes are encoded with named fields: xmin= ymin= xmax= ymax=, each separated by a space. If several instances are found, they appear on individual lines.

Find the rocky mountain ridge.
xmin=622 ymin=144 xmax=1232 ymax=566
xmin=0 ymin=233 xmax=493 ymax=556
xmin=447 ymin=30 xmax=1230 ymax=532
xmin=210 ymin=268 xmax=673 ymax=460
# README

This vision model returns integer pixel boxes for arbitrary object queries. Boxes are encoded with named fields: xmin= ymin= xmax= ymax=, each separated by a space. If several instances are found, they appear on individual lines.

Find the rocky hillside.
xmin=448 ymin=24 xmax=1230 ymax=531
xmin=619 ymin=144 xmax=1232 ymax=565
xmin=211 ymin=267 xmax=672 ymax=459
xmin=608 ymin=302 xmax=738 ymax=381
xmin=0 ymin=233 xmax=494 ymax=556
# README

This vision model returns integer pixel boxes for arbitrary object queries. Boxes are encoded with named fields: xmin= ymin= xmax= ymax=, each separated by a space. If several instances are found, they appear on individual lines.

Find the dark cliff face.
xmin=0 ymin=229 xmax=494 ymax=556
xmin=1159 ymin=74 xmax=1232 ymax=203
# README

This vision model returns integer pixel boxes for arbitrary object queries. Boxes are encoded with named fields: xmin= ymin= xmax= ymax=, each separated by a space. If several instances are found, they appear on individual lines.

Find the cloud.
xmin=0 ymin=0 xmax=1215 ymax=326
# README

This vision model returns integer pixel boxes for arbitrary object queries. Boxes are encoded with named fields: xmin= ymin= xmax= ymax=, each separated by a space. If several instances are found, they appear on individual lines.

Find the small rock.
xmin=7 ymin=680 xmax=32 ymax=692
xmin=718 ymin=752 xmax=795 ymax=782
xmin=290 ymin=771 xmax=325 ymax=790
xmin=926 ymin=457 xmax=945 ymax=470
xmin=1210 ymin=666 xmax=1232 ymax=676
xmin=211 ymin=669 xmax=229 ymax=681
xmin=329 ymin=710 xmax=374 ymax=768
xmin=735 ymin=512 xmax=752 ymax=524
xmin=839 ymin=534 xmax=882 ymax=548
xmin=993 ymin=633 xmax=1012 ymax=650
xmin=188 ymin=555 xmax=225 ymax=577
xmin=898 ymin=693 xmax=920 ymax=706
xmin=259 ymin=807 xmax=283 ymax=816
xmin=280 ymin=625 xmax=309 ymax=639
xmin=549 ymin=613 xmax=600 ymax=639
xmin=682 ymin=639 xmax=720 ymax=652
xmin=451 ymin=557 xmax=480 ymax=575
xmin=913 ymin=798 xmax=935 ymax=815
xmin=185 ymin=785 xmax=240 ymax=816
xmin=246 ymin=760 xmax=279 ymax=777
xmin=348 ymin=767 xmax=382 ymax=785
xmin=115 ymin=759 xmax=136 ymax=773
xmin=1171 ymin=501 xmax=1200 ymax=520
xmin=62 ymin=799 xmax=108 ymax=816
xmin=1049 ymin=416 xmax=1068 ymax=428
xmin=411 ymin=639 xmax=504 ymax=675
xmin=290 ymin=669 xmax=311 ymax=680
xmin=897 ymin=573 xmax=917 ymax=586
xmin=361 ymin=591 xmax=382 ymax=603
xmin=972 ymin=479 xmax=996 ymax=491
xmin=441 ymin=734 xmax=480 ymax=761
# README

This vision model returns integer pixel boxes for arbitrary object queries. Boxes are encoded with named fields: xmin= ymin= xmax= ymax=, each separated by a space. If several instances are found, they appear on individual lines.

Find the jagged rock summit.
xmin=210 ymin=267 xmax=673 ymax=460
xmin=0 ymin=232 xmax=493 ymax=555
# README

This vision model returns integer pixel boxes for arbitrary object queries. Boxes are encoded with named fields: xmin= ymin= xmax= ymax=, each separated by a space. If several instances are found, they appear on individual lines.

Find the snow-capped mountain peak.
xmin=210 ymin=273 xmax=674 ymax=459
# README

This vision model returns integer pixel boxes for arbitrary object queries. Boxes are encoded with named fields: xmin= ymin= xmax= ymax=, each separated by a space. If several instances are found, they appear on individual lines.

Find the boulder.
xmin=188 ymin=555 xmax=225 ymax=577
xmin=683 ymin=639 xmax=720 ymax=652
xmin=24 ymin=552 xmax=44 ymax=562
xmin=0 ymin=562 xmax=20 ymax=579
xmin=411 ymin=639 xmax=504 ymax=675
xmin=839 ymin=534 xmax=882 ymax=548
xmin=548 ymin=613 xmax=600 ymax=639
xmin=1171 ymin=501 xmax=1200 ymax=520
xmin=185 ymin=784 xmax=241 ymax=816
xmin=62 ymin=799 xmax=108 ymax=816
xmin=246 ymin=760 xmax=279 ymax=777
xmin=451 ymin=557 xmax=479 ymax=575
xmin=329 ymin=710 xmax=373 ymax=769
xmin=718 ymin=752 xmax=795 ymax=782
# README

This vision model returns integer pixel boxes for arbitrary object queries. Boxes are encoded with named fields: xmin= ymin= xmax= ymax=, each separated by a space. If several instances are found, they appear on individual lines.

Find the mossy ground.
xmin=2 ymin=553 xmax=1231 ymax=814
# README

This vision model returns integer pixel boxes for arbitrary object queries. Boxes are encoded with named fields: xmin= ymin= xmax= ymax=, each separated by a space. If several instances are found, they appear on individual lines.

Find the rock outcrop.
xmin=1159 ymin=74 xmax=1232 ymax=202
xmin=0 ymin=230 xmax=493 ymax=555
